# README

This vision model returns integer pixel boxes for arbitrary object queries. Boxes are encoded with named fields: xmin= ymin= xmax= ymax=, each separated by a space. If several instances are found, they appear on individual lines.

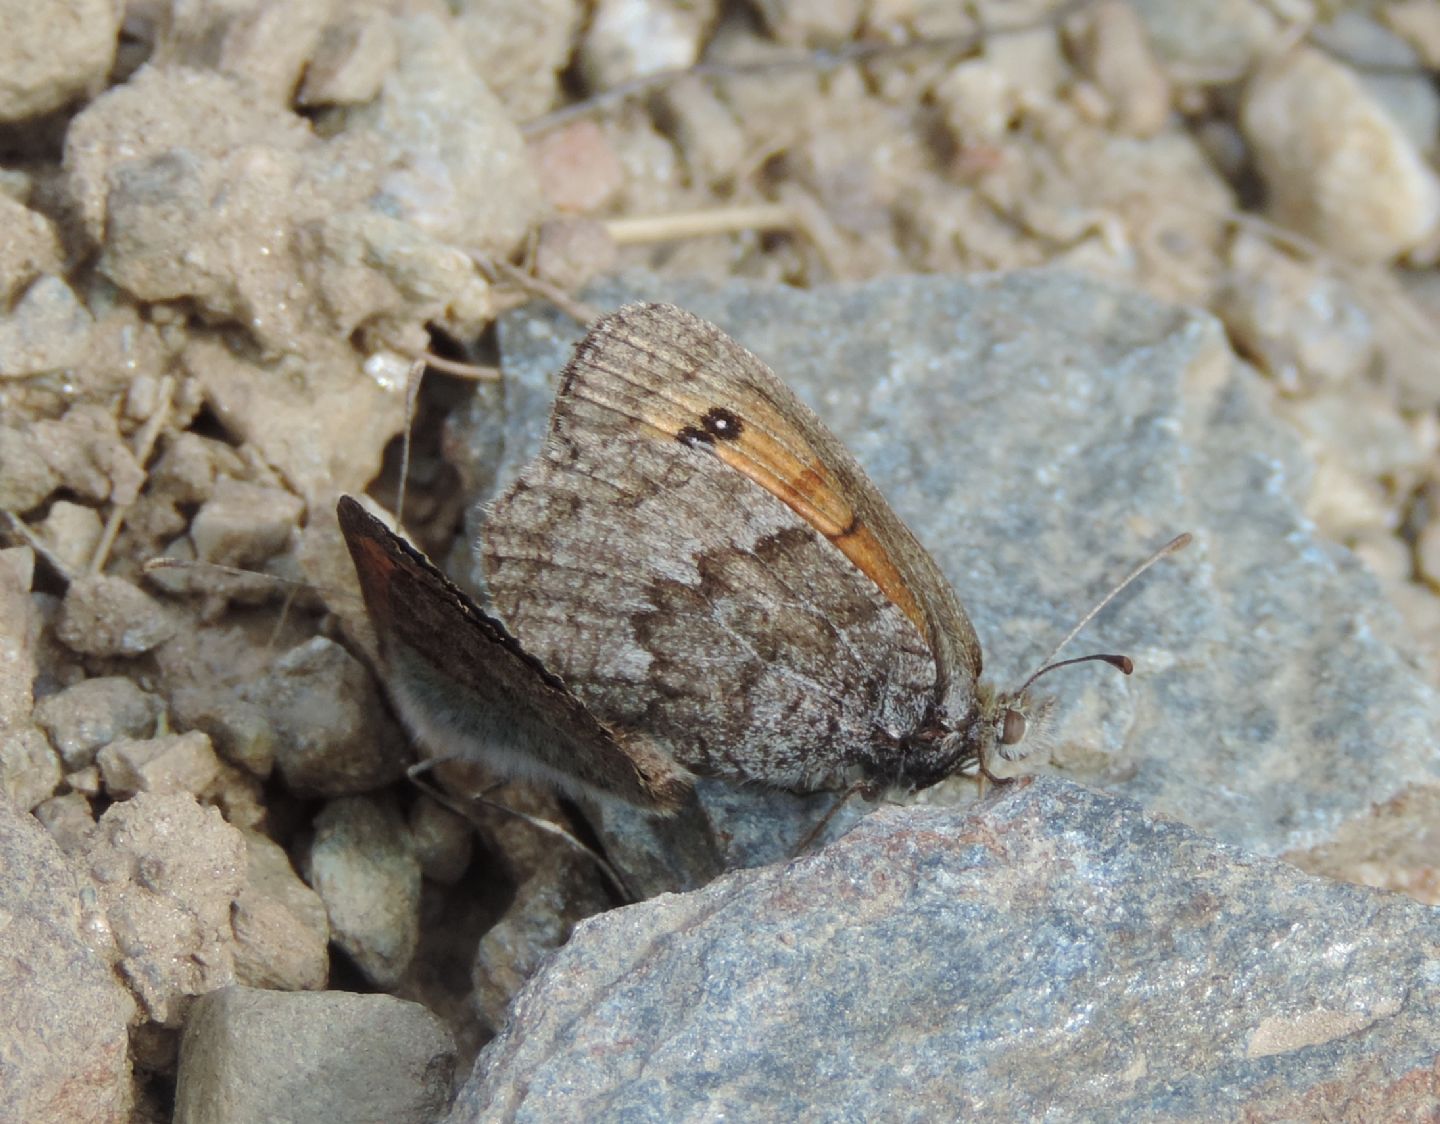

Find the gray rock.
xmin=175 ymin=987 xmax=455 ymax=1124
xmin=256 ymin=637 xmax=408 ymax=797
xmin=56 ymin=574 xmax=178 ymax=657
xmin=0 ymin=798 xmax=132 ymax=1124
xmin=0 ymin=275 xmax=94 ymax=377
xmin=470 ymin=870 xmax=609 ymax=1037
xmin=96 ymin=730 xmax=224 ymax=799
xmin=305 ymin=794 xmax=421 ymax=988
xmin=33 ymin=676 xmax=162 ymax=771
xmin=452 ymin=778 xmax=1440 ymax=1121
xmin=460 ymin=273 xmax=1440 ymax=889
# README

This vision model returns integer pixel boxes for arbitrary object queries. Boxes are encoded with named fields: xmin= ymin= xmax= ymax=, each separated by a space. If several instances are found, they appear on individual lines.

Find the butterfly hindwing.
xmin=337 ymin=495 xmax=691 ymax=812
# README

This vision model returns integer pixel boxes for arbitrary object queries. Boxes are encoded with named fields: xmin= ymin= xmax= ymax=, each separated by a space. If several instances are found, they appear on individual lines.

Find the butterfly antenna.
xmin=396 ymin=358 xmax=427 ymax=529
xmin=1016 ymin=532 xmax=1191 ymax=695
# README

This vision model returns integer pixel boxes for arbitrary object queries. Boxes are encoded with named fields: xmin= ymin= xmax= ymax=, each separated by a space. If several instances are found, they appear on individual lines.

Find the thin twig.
xmin=474 ymin=255 xmax=603 ymax=324
xmin=603 ymin=203 xmax=796 ymax=245
xmin=406 ymin=351 xmax=501 ymax=381
xmin=1 ymin=508 xmax=73 ymax=582
xmin=90 ymin=375 xmax=175 ymax=575
xmin=396 ymin=359 xmax=425 ymax=530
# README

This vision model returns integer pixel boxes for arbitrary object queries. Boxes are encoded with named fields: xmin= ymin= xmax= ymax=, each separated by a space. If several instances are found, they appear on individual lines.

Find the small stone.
xmin=528 ymin=120 xmax=625 ymax=213
xmin=532 ymin=218 xmax=619 ymax=294
xmin=32 ymin=790 xmax=95 ymax=854
xmin=180 ymin=337 xmax=404 ymax=507
xmin=232 ymin=830 xmax=329 ymax=992
xmin=653 ymin=77 xmax=748 ymax=190
xmin=1384 ymin=0 xmax=1440 ymax=67
xmin=0 ymin=545 xmax=39 ymax=724
xmin=33 ymin=675 xmax=161 ymax=771
xmin=352 ymin=14 xmax=544 ymax=258
xmin=97 ymin=730 xmax=224 ymax=800
xmin=470 ymin=867 xmax=608 ymax=1035
xmin=1242 ymin=45 xmax=1440 ymax=263
xmin=208 ymin=763 xmax=267 ymax=831
xmin=25 ymin=404 xmax=144 ymax=506
xmin=82 ymin=792 xmax=245 ymax=1026
xmin=34 ymin=500 xmax=103 ymax=576
xmin=56 ymin=574 xmax=179 ymax=657
xmin=305 ymin=795 xmax=421 ymax=989
xmin=298 ymin=14 xmax=397 ymax=107
xmin=306 ymin=210 xmax=495 ymax=343
xmin=64 ymin=765 xmax=101 ymax=797
xmin=578 ymin=0 xmax=716 ymax=90
xmin=1065 ymin=0 xmax=1172 ymax=137
xmin=0 ymin=194 xmax=63 ymax=302
xmin=175 ymin=698 xmax=277 ymax=780
xmin=1352 ymin=531 xmax=1413 ymax=585
xmin=1127 ymin=0 xmax=1283 ymax=84
xmin=155 ymin=0 xmax=331 ymax=105
xmin=454 ymin=0 xmax=580 ymax=120
xmin=148 ymin=433 xmax=248 ymax=508
xmin=0 ymin=725 xmax=61 ymax=811
xmin=0 ymin=275 xmax=95 ymax=377
xmin=0 ymin=0 xmax=119 ymax=121
xmin=189 ymin=480 xmax=304 ymax=568
xmin=174 ymin=988 xmax=454 ymax=1124
xmin=1216 ymin=231 xmax=1375 ymax=393
xmin=0 ymin=426 xmax=60 ymax=511
xmin=408 ymin=795 xmax=474 ymax=886
xmin=254 ymin=636 xmax=407 ymax=797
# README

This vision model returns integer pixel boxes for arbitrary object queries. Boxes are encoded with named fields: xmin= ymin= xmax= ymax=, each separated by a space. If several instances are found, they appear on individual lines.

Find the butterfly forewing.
xmin=482 ymin=303 xmax=977 ymax=791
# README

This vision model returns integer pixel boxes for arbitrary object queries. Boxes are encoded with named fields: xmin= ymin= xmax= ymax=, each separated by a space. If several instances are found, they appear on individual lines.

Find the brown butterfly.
xmin=341 ymin=303 xmax=1184 ymax=814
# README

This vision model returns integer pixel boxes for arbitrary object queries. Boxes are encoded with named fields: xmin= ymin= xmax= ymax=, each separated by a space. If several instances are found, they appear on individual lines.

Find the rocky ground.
xmin=3 ymin=1 xmax=1440 ymax=1121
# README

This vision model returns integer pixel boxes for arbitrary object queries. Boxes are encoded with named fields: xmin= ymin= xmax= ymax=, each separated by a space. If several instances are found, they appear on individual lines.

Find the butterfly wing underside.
xmin=337 ymin=496 xmax=691 ymax=812
xmin=482 ymin=303 xmax=981 ymax=791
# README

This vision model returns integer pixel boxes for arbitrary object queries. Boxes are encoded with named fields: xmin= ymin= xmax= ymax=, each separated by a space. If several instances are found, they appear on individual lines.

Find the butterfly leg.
xmin=790 ymin=778 xmax=884 ymax=857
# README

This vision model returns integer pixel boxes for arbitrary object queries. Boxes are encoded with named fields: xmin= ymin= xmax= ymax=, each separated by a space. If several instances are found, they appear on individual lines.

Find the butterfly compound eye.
xmin=1001 ymin=708 xmax=1027 ymax=746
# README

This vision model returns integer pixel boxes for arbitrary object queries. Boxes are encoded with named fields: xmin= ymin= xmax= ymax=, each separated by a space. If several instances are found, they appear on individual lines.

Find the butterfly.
xmin=342 ymin=303 xmax=1183 ymax=813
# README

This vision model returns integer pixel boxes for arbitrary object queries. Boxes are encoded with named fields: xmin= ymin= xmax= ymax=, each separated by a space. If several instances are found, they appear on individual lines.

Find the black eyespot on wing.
xmin=702 ymin=407 xmax=743 ymax=441
xmin=676 ymin=425 xmax=712 ymax=448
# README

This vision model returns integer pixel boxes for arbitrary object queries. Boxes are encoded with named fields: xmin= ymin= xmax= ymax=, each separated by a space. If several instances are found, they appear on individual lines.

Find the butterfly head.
xmin=983 ymin=684 xmax=1058 ymax=765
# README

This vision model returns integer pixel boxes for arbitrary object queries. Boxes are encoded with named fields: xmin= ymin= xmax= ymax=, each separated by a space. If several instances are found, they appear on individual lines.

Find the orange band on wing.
xmin=637 ymin=399 xmax=928 ymax=637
